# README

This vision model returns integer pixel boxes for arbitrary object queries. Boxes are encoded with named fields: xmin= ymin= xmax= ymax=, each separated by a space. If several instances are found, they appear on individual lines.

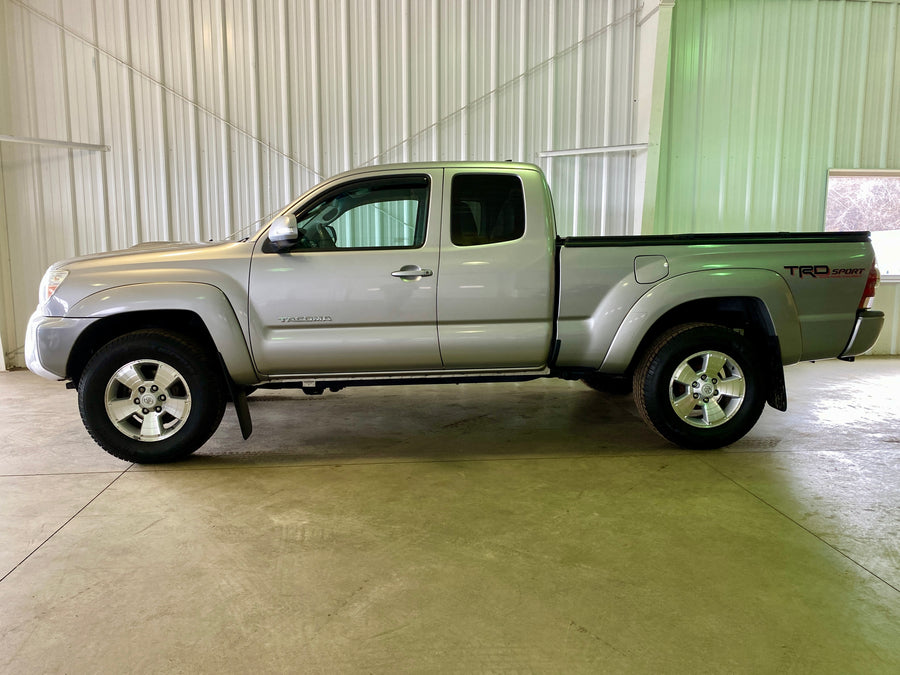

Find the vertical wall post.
xmin=640 ymin=1 xmax=674 ymax=235
xmin=0 ymin=0 xmax=12 ymax=370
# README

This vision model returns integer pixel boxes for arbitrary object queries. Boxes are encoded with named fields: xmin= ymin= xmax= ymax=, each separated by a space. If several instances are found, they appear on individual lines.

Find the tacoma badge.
xmin=278 ymin=316 xmax=333 ymax=323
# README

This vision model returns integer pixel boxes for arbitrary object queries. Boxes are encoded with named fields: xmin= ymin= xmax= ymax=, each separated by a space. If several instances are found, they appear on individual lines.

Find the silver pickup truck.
xmin=26 ymin=162 xmax=884 ymax=463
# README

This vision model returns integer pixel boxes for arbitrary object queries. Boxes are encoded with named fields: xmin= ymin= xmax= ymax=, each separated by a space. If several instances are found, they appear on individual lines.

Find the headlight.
xmin=39 ymin=268 xmax=68 ymax=304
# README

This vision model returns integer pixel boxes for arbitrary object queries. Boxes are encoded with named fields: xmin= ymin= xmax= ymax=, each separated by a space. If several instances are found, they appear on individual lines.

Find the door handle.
xmin=391 ymin=265 xmax=433 ymax=279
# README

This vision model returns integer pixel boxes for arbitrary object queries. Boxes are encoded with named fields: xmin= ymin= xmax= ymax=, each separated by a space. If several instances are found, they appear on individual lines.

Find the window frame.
xmin=263 ymin=174 xmax=431 ymax=253
xmin=825 ymin=169 xmax=900 ymax=281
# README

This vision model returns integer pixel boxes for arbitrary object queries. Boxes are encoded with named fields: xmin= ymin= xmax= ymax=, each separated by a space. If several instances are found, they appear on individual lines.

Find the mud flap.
xmin=218 ymin=353 xmax=253 ymax=440
xmin=765 ymin=336 xmax=787 ymax=412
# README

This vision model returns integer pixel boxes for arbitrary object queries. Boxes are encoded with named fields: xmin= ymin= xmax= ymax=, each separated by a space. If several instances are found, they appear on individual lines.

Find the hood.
xmin=41 ymin=237 xmax=255 ymax=318
xmin=53 ymin=240 xmax=219 ymax=268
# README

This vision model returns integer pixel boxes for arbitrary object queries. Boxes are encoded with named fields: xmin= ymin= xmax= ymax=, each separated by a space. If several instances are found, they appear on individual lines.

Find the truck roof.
xmin=325 ymin=161 xmax=542 ymax=182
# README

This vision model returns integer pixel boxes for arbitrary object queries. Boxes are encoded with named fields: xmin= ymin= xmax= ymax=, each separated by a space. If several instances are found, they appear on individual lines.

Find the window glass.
xmin=289 ymin=176 xmax=429 ymax=250
xmin=451 ymin=174 xmax=525 ymax=246
xmin=825 ymin=171 xmax=900 ymax=278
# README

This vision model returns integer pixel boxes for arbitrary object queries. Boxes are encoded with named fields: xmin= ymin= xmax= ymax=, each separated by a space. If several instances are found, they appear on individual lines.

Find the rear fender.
xmin=600 ymin=269 xmax=802 ymax=373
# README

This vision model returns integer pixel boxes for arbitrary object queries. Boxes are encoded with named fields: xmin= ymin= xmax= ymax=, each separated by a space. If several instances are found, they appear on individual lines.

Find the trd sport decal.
xmin=784 ymin=265 xmax=865 ymax=279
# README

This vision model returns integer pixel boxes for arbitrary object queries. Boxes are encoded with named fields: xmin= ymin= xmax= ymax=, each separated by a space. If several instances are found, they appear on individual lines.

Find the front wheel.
xmin=78 ymin=330 xmax=226 ymax=463
xmin=632 ymin=323 xmax=766 ymax=449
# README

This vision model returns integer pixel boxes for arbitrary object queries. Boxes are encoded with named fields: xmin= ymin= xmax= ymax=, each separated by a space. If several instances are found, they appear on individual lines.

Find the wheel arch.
xmin=618 ymin=297 xmax=789 ymax=412
xmin=620 ymin=296 xmax=777 ymax=375
xmin=65 ymin=283 xmax=257 ymax=386
xmin=600 ymin=269 xmax=801 ymax=376
xmin=69 ymin=310 xmax=206 ymax=385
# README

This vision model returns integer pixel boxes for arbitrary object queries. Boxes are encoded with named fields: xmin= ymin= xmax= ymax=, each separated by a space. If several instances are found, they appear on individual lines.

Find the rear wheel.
xmin=633 ymin=323 xmax=766 ymax=449
xmin=78 ymin=330 xmax=226 ymax=463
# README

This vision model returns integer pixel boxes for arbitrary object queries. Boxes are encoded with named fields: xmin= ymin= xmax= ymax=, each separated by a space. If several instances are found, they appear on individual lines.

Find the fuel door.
xmin=634 ymin=255 xmax=669 ymax=284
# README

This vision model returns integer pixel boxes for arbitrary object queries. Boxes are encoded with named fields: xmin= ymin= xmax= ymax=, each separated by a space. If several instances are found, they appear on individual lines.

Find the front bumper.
xmin=25 ymin=310 xmax=97 ymax=380
xmin=840 ymin=309 xmax=885 ymax=359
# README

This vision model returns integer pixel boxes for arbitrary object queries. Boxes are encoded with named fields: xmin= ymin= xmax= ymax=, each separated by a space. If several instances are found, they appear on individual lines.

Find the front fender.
xmin=68 ymin=282 xmax=258 ymax=384
xmin=599 ymin=269 xmax=802 ymax=373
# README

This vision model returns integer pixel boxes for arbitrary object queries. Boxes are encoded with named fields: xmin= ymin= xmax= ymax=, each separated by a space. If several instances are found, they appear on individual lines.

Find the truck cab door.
xmin=436 ymin=168 xmax=555 ymax=369
xmin=248 ymin=171 xmax=443 ymax=376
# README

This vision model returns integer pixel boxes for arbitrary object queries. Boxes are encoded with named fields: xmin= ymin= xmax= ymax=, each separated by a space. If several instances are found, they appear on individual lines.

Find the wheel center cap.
xmin=141 ymin=393 xmax=157 ymax=407
xmin=701 ymin=383 xmax=715 ymax=397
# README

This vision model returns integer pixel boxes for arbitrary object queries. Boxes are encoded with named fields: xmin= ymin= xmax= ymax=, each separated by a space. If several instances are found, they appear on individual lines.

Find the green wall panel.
xmin=654 ymin=0 xmax=900 ymax=235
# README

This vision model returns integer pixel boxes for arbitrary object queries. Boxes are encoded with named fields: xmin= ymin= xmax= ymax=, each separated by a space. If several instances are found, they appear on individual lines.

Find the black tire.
xmin=78 ymin=330 xmax=226 ymax=463
xmin=632 ymin=323 xmax=766 ymax=449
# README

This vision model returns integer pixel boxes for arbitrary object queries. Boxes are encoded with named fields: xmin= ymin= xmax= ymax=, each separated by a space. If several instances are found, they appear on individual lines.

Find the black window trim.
xmin=263 ymin=174 xmax=431 ymax=254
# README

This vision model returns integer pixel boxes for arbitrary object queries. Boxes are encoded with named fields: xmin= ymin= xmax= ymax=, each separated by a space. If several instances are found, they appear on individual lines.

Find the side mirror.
xmin=267 ymin=213 xmax=298 ymax=249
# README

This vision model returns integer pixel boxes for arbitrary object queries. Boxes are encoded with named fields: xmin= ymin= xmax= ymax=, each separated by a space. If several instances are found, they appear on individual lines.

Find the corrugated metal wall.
xmin=652 ymin=0 xmax=900 ymax=354
xmin=654 ymin=0 xmax=900 ymax=234
xmin=0 ymin=0 xmax=647 ymax=368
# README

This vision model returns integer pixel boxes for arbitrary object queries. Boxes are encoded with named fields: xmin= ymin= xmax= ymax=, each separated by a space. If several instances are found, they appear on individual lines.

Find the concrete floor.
xmin=1 ymin=358 xmax=899 ymax=673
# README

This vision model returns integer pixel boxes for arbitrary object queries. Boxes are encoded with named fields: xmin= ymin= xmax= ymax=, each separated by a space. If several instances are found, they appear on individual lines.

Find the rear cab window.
xmin=450 ymin=174 xmax=525 ymax=247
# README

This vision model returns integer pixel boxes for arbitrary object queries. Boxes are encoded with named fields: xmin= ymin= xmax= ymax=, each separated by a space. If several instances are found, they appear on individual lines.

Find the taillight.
xmin=859 ymin=261 xmax=880 ymax=310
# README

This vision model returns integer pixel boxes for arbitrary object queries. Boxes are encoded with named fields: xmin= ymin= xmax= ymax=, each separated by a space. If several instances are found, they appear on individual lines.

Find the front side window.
xmin=285 ymin=176 xmax=429 ymax=251
xmin=451 ymin=174 xmax=525 ymax=246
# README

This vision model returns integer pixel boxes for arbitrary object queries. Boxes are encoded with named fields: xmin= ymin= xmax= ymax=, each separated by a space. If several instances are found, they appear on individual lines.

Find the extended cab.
xmin=26 ymin=162 xmax=884 ymax=462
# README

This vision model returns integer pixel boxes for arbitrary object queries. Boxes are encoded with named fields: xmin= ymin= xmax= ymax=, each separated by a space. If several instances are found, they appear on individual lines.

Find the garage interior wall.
xmin=649 ymin=0 xmax=900 ymax=354
xmin=0 ymin=0 xmax=659 ymax=370
xmin=0 ymin=1 xmax=11 ymax=371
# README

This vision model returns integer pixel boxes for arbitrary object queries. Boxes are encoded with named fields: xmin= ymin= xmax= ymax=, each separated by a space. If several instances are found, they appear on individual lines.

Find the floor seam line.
xmin=0 ymin=470 xmax=129 ymax=478
xmin=0 ymin=464 xmax=134 ymax=584
xmin=701 ymin=457 xmax=900 ymax=596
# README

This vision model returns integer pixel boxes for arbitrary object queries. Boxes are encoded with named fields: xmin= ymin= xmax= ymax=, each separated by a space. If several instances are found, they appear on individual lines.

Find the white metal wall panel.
xmin=872 ymin=282 xmax=900 ymax=355
xmin=0 ymin=0 xmax=644 ymax=367
xmin=547 ymin=0 xmax=637 ymax=236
